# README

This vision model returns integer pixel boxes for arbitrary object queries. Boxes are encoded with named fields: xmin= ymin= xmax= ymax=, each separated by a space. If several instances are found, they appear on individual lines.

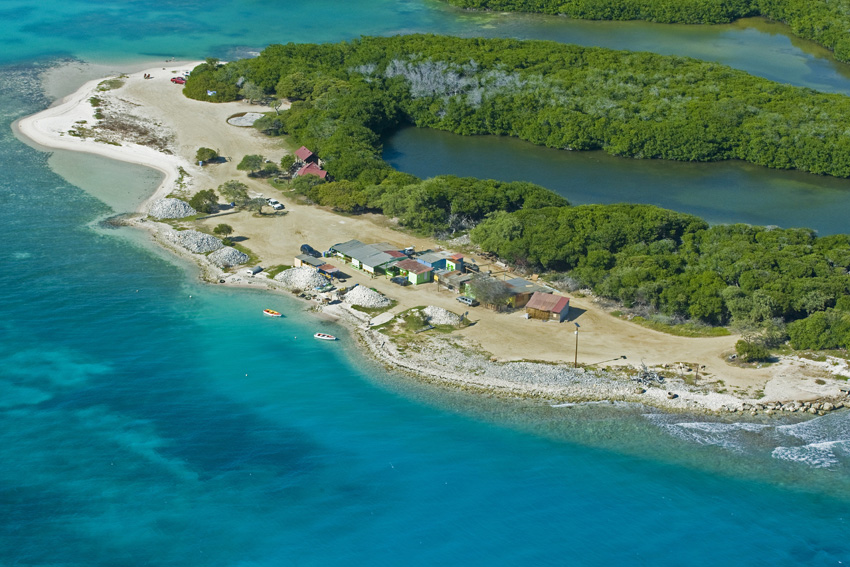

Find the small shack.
xmin=244 ymin=265 xmax=263 ymax=276
xmin=395 ymin=258 xmax=433 ymax=285
xmin=295 ymin=162 xmax=328 ymax=179
xmin=525 ymin=292 xmax=570 ymax=322
xmin=317 ymin=264 xmax=340 ymax=277
xmin=294 ymin=146 xmax=318 ymax=165
xmin=294 ymin=254 xmax=325 ymax=268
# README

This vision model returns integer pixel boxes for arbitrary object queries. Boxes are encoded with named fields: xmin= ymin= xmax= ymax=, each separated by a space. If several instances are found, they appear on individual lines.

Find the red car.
xmin=170 ymin=77 xmax=186 ymax=84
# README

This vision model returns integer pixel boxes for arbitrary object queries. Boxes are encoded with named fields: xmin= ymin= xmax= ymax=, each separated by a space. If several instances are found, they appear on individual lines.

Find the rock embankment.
xmin=208 ymin=246 xmax=249 ymax=268
xmin=166 ymin=229 xmax=223 ymax=253
xmin=274 ymin=266 xmax=328 ymax=290
xmin=149 ymin=198 xmax=196 ymax=219
xmin=343 ymin=285 xmax=391 ymax=308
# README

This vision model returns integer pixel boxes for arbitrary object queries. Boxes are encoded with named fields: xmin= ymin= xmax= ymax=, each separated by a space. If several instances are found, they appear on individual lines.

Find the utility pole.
xmin=574 ymin=322 xmax=580 ymax=368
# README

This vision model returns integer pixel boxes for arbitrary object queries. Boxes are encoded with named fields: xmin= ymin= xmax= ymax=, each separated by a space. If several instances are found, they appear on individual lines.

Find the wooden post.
xmin=574 ymin=324 xmax=580 ymax=368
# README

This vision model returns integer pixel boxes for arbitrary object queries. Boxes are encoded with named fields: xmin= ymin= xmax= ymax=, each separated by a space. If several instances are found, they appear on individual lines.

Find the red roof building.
xmin=295 ymin=162 xmax=328 ymax=179
xmin=394 ymin=258 xmax=433 ymax=285
xmin=295 ymin=146 xmax=315 ymax=163
xmin=525 ymin=292 xmax=570 ymax=322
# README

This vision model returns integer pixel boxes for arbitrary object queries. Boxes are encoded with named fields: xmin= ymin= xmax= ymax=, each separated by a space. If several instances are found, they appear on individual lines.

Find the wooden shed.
xmin=525 ymin=292 xmax=570 ymax=322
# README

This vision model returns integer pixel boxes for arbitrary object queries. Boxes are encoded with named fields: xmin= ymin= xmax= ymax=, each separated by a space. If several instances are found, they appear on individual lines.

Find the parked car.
xmin=300 ymin=244 xmax=321 ymax=258
xmin=170 ymin=77 xmax=186 ymax=84
xmin=456 ymin=295 xmax=479 ymax=307
xmin=390 ymin=276 xmax=409 ymax=286
xmin=272 ymin=203 xmax=284 ymax=210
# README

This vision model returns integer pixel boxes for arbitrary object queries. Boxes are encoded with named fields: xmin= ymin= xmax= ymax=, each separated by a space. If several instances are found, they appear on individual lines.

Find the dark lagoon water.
xmin=3 ymin=1 xmax=850 ymax=565
xmin=384 ymin=126 xmax=850 ymax=234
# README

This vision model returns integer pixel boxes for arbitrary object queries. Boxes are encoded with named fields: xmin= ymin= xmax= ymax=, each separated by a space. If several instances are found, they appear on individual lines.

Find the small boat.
xmin=263 ymin=309 xmax=282 ymax=317
xmin=314 ymin=332 xmax=337 ymax=341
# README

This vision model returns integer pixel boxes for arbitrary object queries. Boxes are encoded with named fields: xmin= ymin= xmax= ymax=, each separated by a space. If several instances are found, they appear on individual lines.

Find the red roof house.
xmin=525 ymin=292 xmax=570 ymax=322
xmin=295 ymin=146 xmax=316 ymax=163
xmin=295 ymin=162 xmax=328 ymax=179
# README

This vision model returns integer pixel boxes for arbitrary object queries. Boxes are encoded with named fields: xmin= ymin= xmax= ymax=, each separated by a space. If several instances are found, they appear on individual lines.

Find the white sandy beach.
xmin=15 ymin=62 xmax=850 ymax=415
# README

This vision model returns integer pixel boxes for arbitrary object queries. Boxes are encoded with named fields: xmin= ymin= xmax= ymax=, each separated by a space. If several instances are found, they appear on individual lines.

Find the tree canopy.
xmin=187 ymin=35 xmax=850 ymax=179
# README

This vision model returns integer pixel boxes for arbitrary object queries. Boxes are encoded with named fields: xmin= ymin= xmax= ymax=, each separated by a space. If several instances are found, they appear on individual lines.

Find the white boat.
xmin=314 ymin=332 xmax=337 ymax=341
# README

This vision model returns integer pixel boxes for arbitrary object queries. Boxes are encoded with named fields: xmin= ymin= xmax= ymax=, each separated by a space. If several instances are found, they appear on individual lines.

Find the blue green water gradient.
xmin=2 ymin=1 xmax=850 ymax=564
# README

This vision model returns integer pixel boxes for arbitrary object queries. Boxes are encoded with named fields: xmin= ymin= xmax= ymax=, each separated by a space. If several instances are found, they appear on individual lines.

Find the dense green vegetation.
xmin=471 ymin=209 xmax=850 ymax=328
xmin=183 ymin=35 xmax=850 ymax=347
xmin=288 ymin=173 xmax=566 ymax=234
xmin=441 ymin=0 xmax=850 ymax=63
xmin=187 ymin=35 xmax=850 ymax=178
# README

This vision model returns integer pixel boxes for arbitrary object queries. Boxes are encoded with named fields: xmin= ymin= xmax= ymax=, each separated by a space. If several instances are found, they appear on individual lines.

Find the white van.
xmin=456 ymin=296 xmax=478 ymax=307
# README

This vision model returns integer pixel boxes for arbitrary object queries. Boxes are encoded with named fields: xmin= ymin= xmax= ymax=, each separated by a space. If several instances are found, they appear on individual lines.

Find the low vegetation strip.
xmin=441 ymin=0 xmax=850 ymax=63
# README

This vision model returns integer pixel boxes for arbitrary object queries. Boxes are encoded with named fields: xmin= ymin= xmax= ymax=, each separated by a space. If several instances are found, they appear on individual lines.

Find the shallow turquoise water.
xmin=3 ymin=1 xmax=850 ymax=565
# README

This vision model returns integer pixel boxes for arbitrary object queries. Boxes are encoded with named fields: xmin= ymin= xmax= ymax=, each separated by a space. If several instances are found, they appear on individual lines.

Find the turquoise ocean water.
xmin=2 ymin=1 xmax=850 ymax=564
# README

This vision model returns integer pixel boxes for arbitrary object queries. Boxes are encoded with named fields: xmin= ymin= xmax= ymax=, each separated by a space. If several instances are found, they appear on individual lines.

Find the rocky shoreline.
xmin=120 ymin=212 xmax=850 ymax=418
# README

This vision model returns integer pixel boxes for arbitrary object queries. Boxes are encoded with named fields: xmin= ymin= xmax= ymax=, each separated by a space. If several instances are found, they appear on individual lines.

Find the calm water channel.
xmin=384 ymin=127 xmax=850 ymax=234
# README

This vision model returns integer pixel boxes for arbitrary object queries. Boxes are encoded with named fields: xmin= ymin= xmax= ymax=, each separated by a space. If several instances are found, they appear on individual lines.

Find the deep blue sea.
xmin=3 ymin=1 xmax=850 ymax=565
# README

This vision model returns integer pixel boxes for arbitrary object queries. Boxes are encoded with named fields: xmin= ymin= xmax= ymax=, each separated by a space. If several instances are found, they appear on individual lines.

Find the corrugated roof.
xmin=296 ymin=253 xmax=325 ymax=267
xmin=396 ymin=258 xmax=433 ymax=275
xmin=332 ymin=239 xmax=366 ymax=256
xmin=506 ymin=277 xmax=550 ymax=295
xmin=296 ymin=162 xmax=327 ymax=179
xmin=295 ymin=146 xmax=314 ymax=161
xmin=526 ymin=292 xmax=570 ymax=313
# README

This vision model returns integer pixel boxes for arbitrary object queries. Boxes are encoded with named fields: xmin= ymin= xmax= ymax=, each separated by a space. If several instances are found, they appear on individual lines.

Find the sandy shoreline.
xmin=15 ymin=61 xmax=850 ymax=416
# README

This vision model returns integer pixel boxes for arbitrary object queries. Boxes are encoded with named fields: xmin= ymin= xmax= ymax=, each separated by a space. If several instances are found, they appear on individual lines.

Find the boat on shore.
xmin=314 ymin=332 xmax=337 ymax=341
xmin=263 ymin=309 xmax=282 ymax=317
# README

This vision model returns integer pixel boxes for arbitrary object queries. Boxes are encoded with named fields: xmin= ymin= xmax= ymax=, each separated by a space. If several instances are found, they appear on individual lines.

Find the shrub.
xmin=735 ymin=339 xmax=770 ymax=362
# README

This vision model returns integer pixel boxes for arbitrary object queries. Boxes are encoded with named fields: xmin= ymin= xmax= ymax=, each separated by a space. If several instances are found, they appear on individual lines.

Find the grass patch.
xmin=350 ymin=300 xmax=397 ymax=316
xmin=629 ymin=316 xmax=730 ymax=337
xmin=264 ymin=265 xmax=292 ymax=278
xmin=229 ymin=242 xmax=259 ymax=267
xmin=97 ymin=77 xmax=125 ymax=91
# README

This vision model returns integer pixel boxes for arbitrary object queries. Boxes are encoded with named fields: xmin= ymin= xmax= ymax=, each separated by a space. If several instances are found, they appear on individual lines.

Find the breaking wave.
xmin=646 ymin=411 xmax=850 ymax=468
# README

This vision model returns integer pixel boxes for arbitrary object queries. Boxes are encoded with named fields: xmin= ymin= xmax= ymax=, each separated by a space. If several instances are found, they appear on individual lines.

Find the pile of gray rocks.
xmin=167 ymin=229 xmax=224 ymax=253
xmin=423 ymin=306 xmax=462 ymax=326
xmin=149 ymin=198 xmax=196 ymax=219
xmin=208 ymin=246 xmax=249 ymax=268
xmin=274 ymin=267 xmax=328 ymax=290
xmin=343 ymin=285 xmax=391 ymax=308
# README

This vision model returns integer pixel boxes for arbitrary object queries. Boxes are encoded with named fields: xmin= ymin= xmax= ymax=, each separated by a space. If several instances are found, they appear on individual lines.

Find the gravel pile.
xmin=149 ymin=198 xmax=196 ymax=219
xmin=423 ymin=306 xmax=462 ymax=326
xmin=343 ymin=285 xmax=391 ymax=308
xmin=208 ymin=246 xmax=249 ymax=268
xmin=167 ymin=230 xmax=224 ymax=253
xmin=274 ymin=267 xmax=328 ymax=290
